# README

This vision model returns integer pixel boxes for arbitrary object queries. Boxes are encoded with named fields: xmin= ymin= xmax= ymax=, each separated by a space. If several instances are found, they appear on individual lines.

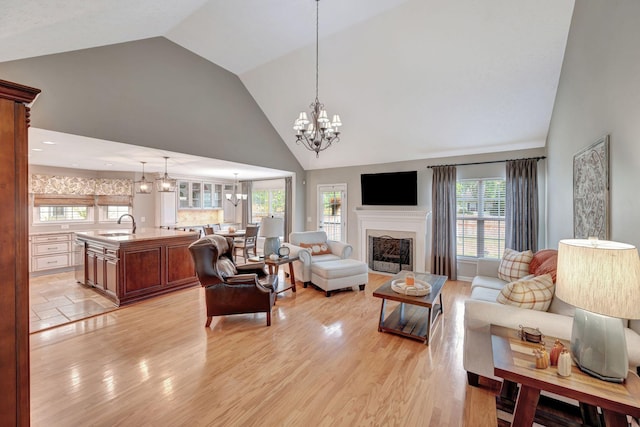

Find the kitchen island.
xmin=75 ymin=228 xmax=200 ymax=306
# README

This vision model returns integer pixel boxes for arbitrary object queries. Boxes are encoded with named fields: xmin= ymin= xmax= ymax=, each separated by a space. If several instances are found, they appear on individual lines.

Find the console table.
xmin=491 ymin=325 xmax=640 ymax=426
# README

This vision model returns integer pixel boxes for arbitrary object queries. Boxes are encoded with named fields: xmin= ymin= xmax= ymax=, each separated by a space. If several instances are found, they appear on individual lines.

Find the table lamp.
xmin=555 ymin=239 xmax=640 ymax=383
xmin=260 ymin=216 xmax=284 ymax=258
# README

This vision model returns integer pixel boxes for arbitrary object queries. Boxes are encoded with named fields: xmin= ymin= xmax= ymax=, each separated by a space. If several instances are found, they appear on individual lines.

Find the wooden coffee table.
xmin=491 ymin=325 xmax=640 ymax=427
xmin=372 ymin=272 xmax=447 ymax=345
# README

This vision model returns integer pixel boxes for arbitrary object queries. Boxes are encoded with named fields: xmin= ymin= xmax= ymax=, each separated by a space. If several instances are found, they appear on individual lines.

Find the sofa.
xmin=463 ymin=252 xmax=640 ymax=386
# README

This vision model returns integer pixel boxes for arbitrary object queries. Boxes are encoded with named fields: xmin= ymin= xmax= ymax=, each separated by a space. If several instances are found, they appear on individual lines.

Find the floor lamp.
xmin=555 ymin=239 xmax=640 ymax=382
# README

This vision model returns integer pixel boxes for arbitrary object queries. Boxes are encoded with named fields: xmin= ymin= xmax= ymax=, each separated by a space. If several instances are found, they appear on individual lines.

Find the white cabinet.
xmin=178 ymin=180 xmax=222 ymax=209
xmin=31 ymin=233 xmax=73 ymax=272
xmin=156 ymin=191 xmax=177 ymax=226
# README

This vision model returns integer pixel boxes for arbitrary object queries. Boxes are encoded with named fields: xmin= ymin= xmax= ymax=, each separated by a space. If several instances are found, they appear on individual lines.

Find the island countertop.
xmin=74 ymin=228 xmax=199 ymax=244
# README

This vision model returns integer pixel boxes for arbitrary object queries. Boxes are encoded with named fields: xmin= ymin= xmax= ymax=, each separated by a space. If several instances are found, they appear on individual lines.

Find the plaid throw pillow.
xmin=498 ymin=248 xmax=534 ymax=282
xmin=497 ymin=274 xmax=555 ymax=311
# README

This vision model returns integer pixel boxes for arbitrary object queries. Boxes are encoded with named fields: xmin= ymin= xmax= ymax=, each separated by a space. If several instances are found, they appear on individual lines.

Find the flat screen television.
xmin=361 ymin=171 xmax=418 ymax=206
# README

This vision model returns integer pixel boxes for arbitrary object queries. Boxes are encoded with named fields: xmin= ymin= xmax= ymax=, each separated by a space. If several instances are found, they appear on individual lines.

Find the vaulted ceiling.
xmin=1 ymin=0 xmax=575 ymax=172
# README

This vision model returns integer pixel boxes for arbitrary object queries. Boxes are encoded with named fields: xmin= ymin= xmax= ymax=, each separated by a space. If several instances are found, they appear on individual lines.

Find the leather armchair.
xmin=188 ymin=235 xmax=278 ymax=327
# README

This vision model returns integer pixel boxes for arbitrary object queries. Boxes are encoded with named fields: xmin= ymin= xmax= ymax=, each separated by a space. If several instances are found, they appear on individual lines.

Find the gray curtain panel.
xmin=241 ymin=181 xmax=253 ymax=228
xmin=505 ymin=158 xmax=538 ymax=252
xmin=431 ymin=165 xmax=457 ymax=280
xmin=284 ymin=177 xmax=292 ymax=242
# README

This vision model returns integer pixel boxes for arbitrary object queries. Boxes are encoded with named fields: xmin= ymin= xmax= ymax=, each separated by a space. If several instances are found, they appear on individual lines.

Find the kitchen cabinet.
xmin=178 ymin=179 xmax=222 ymax=209
xmin=203 ymin=182 xmax=222 ymax=208
xmin=30 ymin=232 xmax=77 ymax=273
xmin=156 ymin=191 xmax=177 ymax=226
xmin=85 ymin=242 xmax=119 ymax=300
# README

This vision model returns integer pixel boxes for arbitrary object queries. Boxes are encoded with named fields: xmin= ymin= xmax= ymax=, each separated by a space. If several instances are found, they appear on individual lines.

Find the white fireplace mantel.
xmin=354 ymin=208 xmax=431 ymax=272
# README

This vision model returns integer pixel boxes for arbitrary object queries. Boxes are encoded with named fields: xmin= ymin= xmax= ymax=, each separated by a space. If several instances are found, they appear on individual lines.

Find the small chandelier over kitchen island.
xmin=293 ymin=0 xmax=342 ymax=158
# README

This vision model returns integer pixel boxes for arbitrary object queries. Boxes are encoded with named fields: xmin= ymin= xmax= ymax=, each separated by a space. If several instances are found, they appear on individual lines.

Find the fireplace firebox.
xmin=368 ymin=235 xmax=413 ymax=274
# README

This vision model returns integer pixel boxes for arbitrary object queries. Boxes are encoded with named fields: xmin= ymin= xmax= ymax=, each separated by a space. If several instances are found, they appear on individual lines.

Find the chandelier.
xmin=155 ymin=156 xmax=177 ymax=192
xmin=293 ymin=0 xmax=342 ymax=157
xmin=135 ymin=161 xmax=152 ymax=194
xmin=225 ymin=173 xmax=247 ymax=207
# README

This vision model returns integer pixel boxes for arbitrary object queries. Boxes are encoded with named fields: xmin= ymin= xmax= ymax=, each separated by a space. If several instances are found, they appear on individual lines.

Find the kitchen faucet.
xmin=117 ymin=214 xmax=137 ymax=234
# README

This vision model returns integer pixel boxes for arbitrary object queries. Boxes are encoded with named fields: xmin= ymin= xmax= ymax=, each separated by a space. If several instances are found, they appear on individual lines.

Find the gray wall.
xmin=546 ymin=0 xmax=640 ymax=249
xmin=305 ymin=147 xmax=546 ymax=274
xmin=0 ymin=37 xmax=306 ymax=231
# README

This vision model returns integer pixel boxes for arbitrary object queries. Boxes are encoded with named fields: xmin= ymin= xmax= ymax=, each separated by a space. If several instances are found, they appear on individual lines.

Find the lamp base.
xmin=263 ymin=237 xmax=280 ymax=258
xmin=571 ymin=308 xmax=628 ymax=383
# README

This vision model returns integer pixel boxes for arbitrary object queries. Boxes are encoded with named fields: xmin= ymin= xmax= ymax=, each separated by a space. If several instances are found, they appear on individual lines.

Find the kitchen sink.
xmin=98 ymin=232 xmax=132 ymax=237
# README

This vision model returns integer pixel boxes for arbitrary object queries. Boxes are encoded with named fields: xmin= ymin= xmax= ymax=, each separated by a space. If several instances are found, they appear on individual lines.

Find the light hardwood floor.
xmin=30 ymin=273 xmax=500 ymax=426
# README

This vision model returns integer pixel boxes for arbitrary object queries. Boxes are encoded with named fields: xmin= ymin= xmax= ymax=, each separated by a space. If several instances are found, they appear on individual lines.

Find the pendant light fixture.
xmin=155 ymin=156 xmax=177 ymax=192
xmin=225 ymin=173 xmax=248 ymax=206
xmin=135 ymin=161 xmax=152 ymax=194
xmin=292 ymin=0 xmax=342 ymax=157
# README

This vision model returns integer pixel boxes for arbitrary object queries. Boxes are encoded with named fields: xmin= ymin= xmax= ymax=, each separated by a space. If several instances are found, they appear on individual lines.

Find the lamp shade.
xmin=260 ymin=217 xmax=283 ymax=238
xmin=556 ymin=239 xmax=640 ymax=319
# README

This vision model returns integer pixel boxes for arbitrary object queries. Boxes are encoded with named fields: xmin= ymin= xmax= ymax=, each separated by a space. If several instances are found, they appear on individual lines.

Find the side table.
xmin=490 ymin=324 xmax=640 ymax=426
xmin=263 ymin=256 xmax=299 ymax=293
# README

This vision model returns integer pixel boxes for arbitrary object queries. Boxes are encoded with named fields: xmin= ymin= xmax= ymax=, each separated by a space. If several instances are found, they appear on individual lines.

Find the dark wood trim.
xmin=0 ymin=79 xmax=41 ymax=104
xmin=0 ymin=79 xmax=41 ymax=426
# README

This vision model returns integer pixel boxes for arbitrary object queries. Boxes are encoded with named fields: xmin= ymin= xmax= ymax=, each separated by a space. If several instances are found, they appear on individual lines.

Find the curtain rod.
xmin=426 ymin=156 xmax=546 ymax=169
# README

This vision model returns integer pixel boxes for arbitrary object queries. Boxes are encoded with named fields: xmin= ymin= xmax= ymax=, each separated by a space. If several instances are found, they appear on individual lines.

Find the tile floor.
xmin=30 ymin=271 xmax=118 ymax=333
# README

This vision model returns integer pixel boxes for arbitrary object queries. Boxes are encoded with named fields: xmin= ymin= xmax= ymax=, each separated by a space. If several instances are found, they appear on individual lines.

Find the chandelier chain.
xmin=315 ymin=0 xmax=319 ymax=101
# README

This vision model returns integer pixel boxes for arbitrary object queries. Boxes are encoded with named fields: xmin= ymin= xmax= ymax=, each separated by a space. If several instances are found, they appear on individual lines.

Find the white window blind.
xmin=456 ymin=179 xmax=506 ymax=259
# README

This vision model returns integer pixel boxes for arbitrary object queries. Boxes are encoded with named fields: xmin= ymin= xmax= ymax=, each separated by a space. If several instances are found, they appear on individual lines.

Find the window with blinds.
xmin=456 ymin=178 xmax=506 ymax=259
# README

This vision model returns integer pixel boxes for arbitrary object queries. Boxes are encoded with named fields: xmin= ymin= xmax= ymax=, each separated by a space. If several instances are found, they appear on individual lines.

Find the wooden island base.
xmin=75 ymin=229 xmax=200 ymax=306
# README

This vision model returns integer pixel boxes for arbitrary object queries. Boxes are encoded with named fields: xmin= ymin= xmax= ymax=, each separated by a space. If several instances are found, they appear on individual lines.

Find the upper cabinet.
xmin=178 ymin=180 xmax=222 ymax=209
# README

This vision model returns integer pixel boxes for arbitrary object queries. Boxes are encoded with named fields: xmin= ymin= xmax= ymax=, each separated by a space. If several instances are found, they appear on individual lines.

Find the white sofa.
xmin=283 ymin=231 xmax=353 ymax=284
xmin=463 ymin=257 xmax=640 ymax=386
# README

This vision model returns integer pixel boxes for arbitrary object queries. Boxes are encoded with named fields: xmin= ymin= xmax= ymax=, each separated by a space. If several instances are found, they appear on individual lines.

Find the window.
xmin=37 ymin=206 xmax=90 ymax=222
xmin=456 ymin=179 xmax=505 ymax=259
xmin=251 ymin=188 xmax=285 ymax=224
xmin=101 ymin=205 xmax=132 ymax=222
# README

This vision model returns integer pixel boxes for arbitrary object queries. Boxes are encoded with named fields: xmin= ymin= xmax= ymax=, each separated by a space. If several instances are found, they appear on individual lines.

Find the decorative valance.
xmin=95 ymin=179 xmax=132 ymax=196
xmin=30 ymin=175 xmax=133 ymax=196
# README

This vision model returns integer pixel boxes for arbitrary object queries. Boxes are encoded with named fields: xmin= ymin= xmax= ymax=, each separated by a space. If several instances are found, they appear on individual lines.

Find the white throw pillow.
xmin=497 ymin=274 xmax=555 ymax=311
xmin=498 ymin=248 xmax=534 ymax=282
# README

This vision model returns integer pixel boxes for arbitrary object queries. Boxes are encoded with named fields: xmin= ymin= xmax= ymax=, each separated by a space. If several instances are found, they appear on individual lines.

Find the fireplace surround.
xmin=355 ymin=209 xmax=431 ymax=273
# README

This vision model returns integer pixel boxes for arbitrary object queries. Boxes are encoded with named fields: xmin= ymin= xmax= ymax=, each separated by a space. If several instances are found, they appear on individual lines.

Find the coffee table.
xmin=372 ymin=271 xmax=447 ymax=345
xmin=491 ymin=324 xmax=640 ymax=427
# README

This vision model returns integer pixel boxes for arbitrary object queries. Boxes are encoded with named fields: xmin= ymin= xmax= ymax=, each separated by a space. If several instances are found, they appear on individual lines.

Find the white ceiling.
xmin=2 ymin=0 xmax=575 ymax=174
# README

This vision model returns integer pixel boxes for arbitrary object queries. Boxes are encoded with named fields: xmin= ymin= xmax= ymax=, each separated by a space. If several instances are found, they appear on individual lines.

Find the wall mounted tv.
xmin=361 ymin=170 xmax=418 ymax=206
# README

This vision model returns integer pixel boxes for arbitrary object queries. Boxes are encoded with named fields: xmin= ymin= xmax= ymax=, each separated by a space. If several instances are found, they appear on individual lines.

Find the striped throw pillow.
xmin=498 ymin=248 xmax=534 ymax=282
xmin=497 ymin=274 xmax=555 ymax=311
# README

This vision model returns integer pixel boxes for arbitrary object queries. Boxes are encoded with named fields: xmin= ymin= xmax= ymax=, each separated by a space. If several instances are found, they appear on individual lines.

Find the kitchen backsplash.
xmin=177 ymin=209 xmax=224 ymax=226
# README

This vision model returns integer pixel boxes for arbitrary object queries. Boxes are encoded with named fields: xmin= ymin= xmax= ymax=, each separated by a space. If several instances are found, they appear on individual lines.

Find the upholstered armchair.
xmin=283 ymin=231 xmax=353 ymax=285
xmin=188 ymin=235 xmax=278 ymax=327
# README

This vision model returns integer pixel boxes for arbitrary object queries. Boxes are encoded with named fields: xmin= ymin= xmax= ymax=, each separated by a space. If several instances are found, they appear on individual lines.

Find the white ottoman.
xmin=308 ymin=259 xmax=368 ymax=297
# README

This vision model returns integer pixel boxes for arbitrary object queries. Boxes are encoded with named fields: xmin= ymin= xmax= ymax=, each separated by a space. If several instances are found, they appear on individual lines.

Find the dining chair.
xmin=234 ymin=224 xmax=259 ymax=262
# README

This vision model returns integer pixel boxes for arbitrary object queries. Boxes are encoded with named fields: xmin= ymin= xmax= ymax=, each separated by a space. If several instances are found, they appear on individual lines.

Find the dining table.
xmin=215 ymin=229 xmax=246 ymax=238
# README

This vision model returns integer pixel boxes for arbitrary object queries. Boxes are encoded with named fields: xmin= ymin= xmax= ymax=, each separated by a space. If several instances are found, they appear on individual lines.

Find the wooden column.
xmin=0 ymin=79 xmax=41 ymax=426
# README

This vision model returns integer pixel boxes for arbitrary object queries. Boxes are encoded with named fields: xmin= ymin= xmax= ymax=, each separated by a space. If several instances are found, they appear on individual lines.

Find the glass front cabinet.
xmin=178 ymin=180 xmax=222 ymax=209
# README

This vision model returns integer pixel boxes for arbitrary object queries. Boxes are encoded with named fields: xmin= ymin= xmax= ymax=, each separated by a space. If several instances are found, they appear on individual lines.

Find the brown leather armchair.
xmin=188 ymin=235 xmax=278 ymax=327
